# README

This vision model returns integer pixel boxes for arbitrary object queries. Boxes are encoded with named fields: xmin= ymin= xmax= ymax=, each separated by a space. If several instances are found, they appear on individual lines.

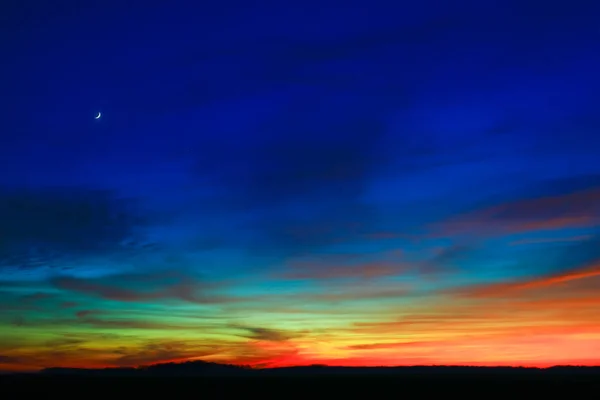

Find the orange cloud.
xmin=330 ymin=260 xmax=600 ymax=368
xmin=4 ymin=254 xmax=600 ymax=371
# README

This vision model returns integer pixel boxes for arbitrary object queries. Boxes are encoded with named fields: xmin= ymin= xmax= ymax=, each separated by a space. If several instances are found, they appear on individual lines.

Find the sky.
xmin=1 ymin=0 xmax=600 ymax=371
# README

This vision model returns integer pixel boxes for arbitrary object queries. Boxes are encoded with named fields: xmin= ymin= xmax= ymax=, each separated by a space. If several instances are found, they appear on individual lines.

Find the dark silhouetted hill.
xmin=3 ymin=361 xmax=600 ymax=396
xmin=35 ymin=360 xmax=600 ymax=379
xmin=41 ymin=360 xmax=249 ymax=377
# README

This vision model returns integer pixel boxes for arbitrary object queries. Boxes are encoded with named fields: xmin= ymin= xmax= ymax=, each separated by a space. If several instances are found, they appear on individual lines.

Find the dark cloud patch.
xmin=432 ymin=185 xmax=600 ymax=238
xmin=75 ymin=309 xmax=101 ymax=319
xmin=51 ymin=272 xmax=231 ymax=305
xmin=278 ymin=251 xmax=410 ymax=281
xmin=21 ymin=292 xmax=56 ymax=302
xmin=419 ymin=243 xmax=477 ymax=275
xmin=249 ymin=203 xmax=375 ymax=255
xmin=0 ymin=355 xmax=21 ymax=364
xmin=45 ymin=337 xmax=87 ymax=348
xmin=452 ymin=173 xmax=600 ymax=220
xmin=447 ymin=235 xmax=600 ymax=299
xmin=190 ymin=96 xmax=393 ymax=256
xmin=53 ymin=276 xmax=163 ymax=302
xmin=428 ymin=244 xmax=472 ymax=266
xmin=346 ymin=341 xmax=438 ymax=351
xmin=513 ymin=174 xmax=600 ymax=200
xmin=196 ymin=106 xmax=390 ymax=208
xmin=535 ymin=234 xmax=600 ymax=277
xmin=275 ymin=241 xmax=476 ymax=281
xmin=79 ymin=317 xmax=185 ymax=330
xmin=5 ymin=311 xmax=215 ymax=332
xmin=234 ymin=326 xmax=298 ymax=342
xmin=248 ymin=117 xmax=385 ymax=205
xmin=0 ymin=187 xmax=151 ymax=270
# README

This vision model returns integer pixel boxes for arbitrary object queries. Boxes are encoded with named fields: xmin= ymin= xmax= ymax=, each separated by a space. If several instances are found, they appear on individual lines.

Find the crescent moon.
xmin=95 ymin=112 xmax=102 ymax=120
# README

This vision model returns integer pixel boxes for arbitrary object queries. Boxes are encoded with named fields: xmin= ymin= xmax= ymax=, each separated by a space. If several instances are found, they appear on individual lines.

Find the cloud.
xmin=0 ymin=187 xmax=151 ymax=270
xmin=234 ymin=326 xmax=299 ymax=342
xmin=364 ymin=232 xmax=406 ymax=240
xmin=248 ymin=110 xmax=385 ymax=204
xmin=279 ymin=255 xmax=410 ymax=281
xmin=21 ymin=292 xmax=56 ymax=302
xmin=75 ymin=309 xmax=101 ymax=319
xmin=301 ymin=285 xmax=413 ymax=303
xmin=431 ymin=186 xmax=600 ymax=238
xmin=0 ymin=355 xmax=21 ymax=363
xmin=2 ymin=336 xmax=215 ymax=370
xmin=44 ymin=337 xmax=87 ymax=348
xmin=454 ymin=261 xmax=600 ymax=299
xmin=346 ymin=340 xmax=444 ymax=351
xmin=349 ymin=290 xmax=600 ymax=341
xmin=274 ymin=243 xmax=474 ymax=280
xmin=510 ymin=235 xmax=592 ymax=246
xmin=417 ymin=243 xmax=477 ymax=275
xmin=282 ymin=263 xmax=400 ymax=280
xmin=345 ymin=255 xmax=600 ymax=351
xmin=50 ymin=272 xmax=230 ymax=304
xmin=11 ymin=316 xmax=26 ymax=327
xmin=185 ymin=95 xmax=393 ymax=256
xmin=52 ymin=276 xmax=164 ymax=302
xmin=79 ymin=317 xmax=191 ymax=330
xmin=5 ymin=309 xmax=222 ymax=332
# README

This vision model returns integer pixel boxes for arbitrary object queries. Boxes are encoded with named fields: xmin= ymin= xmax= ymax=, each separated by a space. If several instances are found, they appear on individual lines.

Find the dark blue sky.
xmin=1 ymin=0 xmax=600 ymax=370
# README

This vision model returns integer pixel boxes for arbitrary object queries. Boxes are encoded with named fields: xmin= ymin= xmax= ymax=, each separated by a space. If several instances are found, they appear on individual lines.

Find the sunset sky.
xmin=1 ymin=0 xmax=600 ymax=371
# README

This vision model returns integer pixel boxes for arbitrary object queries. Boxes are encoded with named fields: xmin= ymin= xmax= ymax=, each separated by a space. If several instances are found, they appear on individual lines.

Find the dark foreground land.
xmin=3 ymin=363 xmax=600 ymax=396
